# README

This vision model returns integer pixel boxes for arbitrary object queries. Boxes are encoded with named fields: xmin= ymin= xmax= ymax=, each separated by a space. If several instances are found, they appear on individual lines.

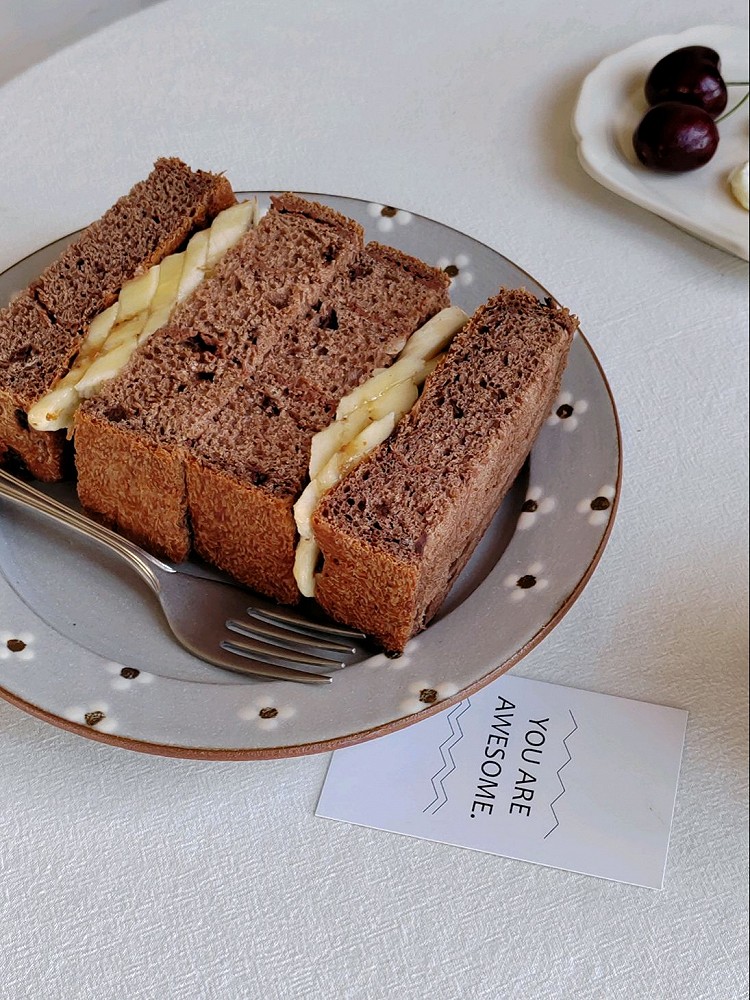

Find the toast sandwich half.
xmin=311 ymin=289 xmax=578 ymax=651
xmin=2 ymin=174 xmax=577 ymax=654
xmin=0 ymin=158 xmax=236 ymax=480
xmin=74 ymin=194 xmax=451 ymax=592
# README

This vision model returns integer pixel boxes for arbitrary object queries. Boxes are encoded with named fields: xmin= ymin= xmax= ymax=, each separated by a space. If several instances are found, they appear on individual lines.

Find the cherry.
xmin=653 ymin=45 xmax=720 ymax=68
xmin=633 ymin=102 xmax=719 ymax=172
xmin=646 ymin=55 xmax=728 ymax=117
xmin=646 ymin=47 xmax=721 ymax=102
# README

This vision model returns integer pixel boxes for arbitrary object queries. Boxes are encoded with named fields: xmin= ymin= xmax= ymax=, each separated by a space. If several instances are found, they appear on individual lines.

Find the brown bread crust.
xmin=312 ymin=516 xmax=422 ymax=648
xmin=74 ymin=410 xmax=190 ymax=561
xmin=187 ymin=462 xmax=300 ymax=604
xmin=0 ymin=158 xmax=235 ymax=481
xmin=312 ymin=288 xmax=578 ymax=651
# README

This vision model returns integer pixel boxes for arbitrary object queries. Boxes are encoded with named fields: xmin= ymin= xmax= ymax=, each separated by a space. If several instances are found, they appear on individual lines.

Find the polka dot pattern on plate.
xmin=0 ymin=191 xmax=620 ymax=757
xmin=547 ymin=390 xmax=589 ymax=431
xmin=0 ymin=631 xmax=35 ymax=661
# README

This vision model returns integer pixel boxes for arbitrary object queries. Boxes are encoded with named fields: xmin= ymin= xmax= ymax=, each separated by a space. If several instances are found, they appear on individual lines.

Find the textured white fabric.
xmin=0 ymin=2 xmax=748 ymax=998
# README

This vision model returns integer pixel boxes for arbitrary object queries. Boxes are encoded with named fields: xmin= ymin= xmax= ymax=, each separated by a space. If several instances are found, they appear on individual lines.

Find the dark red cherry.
xmin=658 ymin=45 xmax=720 ymax=68
xmin=646 ymin=60 xmax=727 ymax=117
xmin=645 ymin=47 xmax=727 ymax=117
xmin=646 ymin=46 xmax=721 ymax=88
xmin=633 ymin=102 xmax=719 ymax=172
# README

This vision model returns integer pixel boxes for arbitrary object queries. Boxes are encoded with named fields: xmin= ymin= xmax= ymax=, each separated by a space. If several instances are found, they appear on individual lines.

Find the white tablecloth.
xmin=0 ymin=2 xmax=747 ymax=998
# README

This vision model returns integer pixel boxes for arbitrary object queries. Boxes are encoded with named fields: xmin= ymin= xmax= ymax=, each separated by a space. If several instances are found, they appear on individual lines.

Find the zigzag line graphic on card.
xmin=423 ymin=699 xmax=472 ymax=815
xmin=543 ymin=710 xmax=578 ymax=839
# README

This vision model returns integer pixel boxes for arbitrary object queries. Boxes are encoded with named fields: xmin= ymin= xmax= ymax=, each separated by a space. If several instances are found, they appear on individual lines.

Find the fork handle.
xmin=0 ymin=468 xmax=167 ymax=594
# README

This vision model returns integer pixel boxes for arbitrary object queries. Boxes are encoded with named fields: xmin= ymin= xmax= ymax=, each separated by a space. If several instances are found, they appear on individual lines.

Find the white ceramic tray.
xmin=573 ymin=25 xmax=749 ymax=261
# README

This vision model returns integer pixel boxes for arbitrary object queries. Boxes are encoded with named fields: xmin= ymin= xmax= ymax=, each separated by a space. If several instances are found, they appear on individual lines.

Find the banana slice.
xmin=101 ymin=314 xmax=146 ymax=353
xmin=336 ymin=356 xmax=425 ymax=419
xmin=367 ymin=378 xmax=418 ymax=421
xmin=398 ymin=305 xmax=468 ymax=360
xmin=207 ymin=200 xmax=256 ymax=267
xmin=76 ymin=339 xmax=139 ymax=398
xmin=337 ymin=412 xmax=397 ymax=477
xmin=117 ymin=265 xmax=160 ymax=322
xmin=27 ymin=375 xmax=82 ymax=431
xmin=309 ymin=407 xmax=370 ymax=479
xmin=293 ymin=537 xmax=321 ymax=599
xmin=294 ymin=478 xmax=325 ymax=539
xmin=729 ymin=161 xmax=749 ymax=211
xmin=139 ymin=304 xmax=173 ymax=345
xmin=81 ymin=304 xmax=119 ymax=358
xmin=151 ymin=252 xmax=185 ymax=310
xmin=177 ymin=229 xmax=210 ymax=302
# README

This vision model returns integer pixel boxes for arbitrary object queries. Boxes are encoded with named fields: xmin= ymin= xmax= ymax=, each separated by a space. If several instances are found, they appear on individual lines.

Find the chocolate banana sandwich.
xmin=0 ymin=158 xmax=243 ymax=479
xmin=75 ymin=195 xmax=452 ymax=597
xmin=311 ymin=289 xmax=577 ymax=650
xmin=0 ymin=162 xmax=577 ymax=652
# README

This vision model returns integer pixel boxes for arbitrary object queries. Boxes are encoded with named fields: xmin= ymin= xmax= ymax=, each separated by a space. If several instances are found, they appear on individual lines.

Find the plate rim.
xmin=0 ymin=192 xmax=622 ymax=759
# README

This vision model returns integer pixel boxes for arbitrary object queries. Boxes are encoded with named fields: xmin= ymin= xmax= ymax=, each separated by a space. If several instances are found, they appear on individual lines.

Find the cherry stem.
xmin=725 ymin=81 xmax=750 ymax=86
xmin=716 ymin=91 xmax=749 ymax=124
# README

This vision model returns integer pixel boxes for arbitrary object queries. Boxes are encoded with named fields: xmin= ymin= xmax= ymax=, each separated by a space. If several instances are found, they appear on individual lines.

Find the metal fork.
xmin=0 ymin=468 xmax=368 ymax=684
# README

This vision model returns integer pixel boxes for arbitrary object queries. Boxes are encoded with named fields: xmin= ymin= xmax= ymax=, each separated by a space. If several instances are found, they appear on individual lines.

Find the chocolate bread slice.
xmin=184 ymin=244 xmax=450 ymax=601
xmin=0 ymin=293 xmax=80 ymax=478
xmin=186 ymin=365 xmax=337 ymax=602
xmin=0 ymin=158 xmax=235 ymax=480
xmin=167 ymin=193 xmax=366 ymax=363
xmin=311 ymin=288 xmax=578 ymax=652
xmin=74 ymin=195 xmax=365 ymax=561
xmin=73 ymin=325 xmax=243 ymax=561
xmin=277 ymin=243 xmax=452 ymax=404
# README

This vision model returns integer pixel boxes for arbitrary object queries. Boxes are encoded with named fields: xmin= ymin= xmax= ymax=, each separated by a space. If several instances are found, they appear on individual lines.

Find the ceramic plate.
xmin=0 ymin=193 xmax=621 ymax=758
xmin=573 ymin=24 xmax=749 ymax=261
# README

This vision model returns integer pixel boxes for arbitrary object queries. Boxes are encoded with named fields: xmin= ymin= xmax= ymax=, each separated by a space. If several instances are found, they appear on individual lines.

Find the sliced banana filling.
xmin=27 ymin=199 xmax=258 ymax=432
xmin=293 ymin=305 xmax=469 ymax=597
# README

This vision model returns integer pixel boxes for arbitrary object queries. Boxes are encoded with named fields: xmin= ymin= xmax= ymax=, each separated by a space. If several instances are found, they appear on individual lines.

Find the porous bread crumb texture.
xmin=76 ymin=204 xmax=451 ymax=579
xmin=169 ymin=199 xmax=364 ymax=362
xmin=79 ymin=323 xmax=242 ymax=443
xmin=0 ymin=293 xmax=72 ymax=478
xmin=182 ymin=241 xmax=450 ymax=587
xmin=312 ymin=288 xmax=578 ymax=651
xmin=75 ymin=195 xmax=367 ymax=561
xmin=32 ymin=158 xmax=235 ymax=334
xmin=0 ymin=157 xmax=235 ymax=481
xmin=276 ymin=244 xmax=451 ymax=407
xmin=191 ymin=368 xmax=337 ymax=495
xmin=0 ymin=293 xmax=80 ymax=401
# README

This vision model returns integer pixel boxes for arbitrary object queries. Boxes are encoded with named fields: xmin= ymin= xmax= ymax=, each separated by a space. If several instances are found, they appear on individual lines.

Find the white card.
xmin=317 ymin=675 xmax=687 ymax=888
